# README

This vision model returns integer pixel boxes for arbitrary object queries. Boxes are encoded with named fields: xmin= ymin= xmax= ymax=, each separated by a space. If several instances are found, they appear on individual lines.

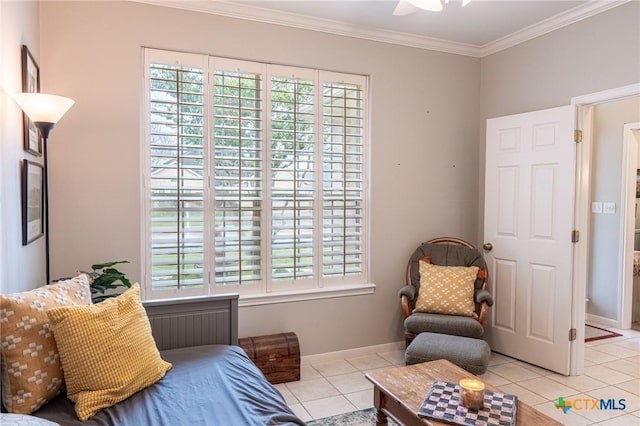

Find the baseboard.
xmin=586 ymin=313 xmax=619 ymax=328
xmin=301 ymin=341 xmax=404 ymax=365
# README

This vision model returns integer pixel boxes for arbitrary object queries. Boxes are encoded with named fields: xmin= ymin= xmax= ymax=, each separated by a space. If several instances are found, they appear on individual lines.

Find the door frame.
xmin=570 ymin=82 xmax=640 ymax=375
xmin=620 ymin=122 xmax=640 ymax=329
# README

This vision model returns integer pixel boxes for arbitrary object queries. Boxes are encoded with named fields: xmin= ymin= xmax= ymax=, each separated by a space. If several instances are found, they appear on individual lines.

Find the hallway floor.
xmin=276 ymin=325 xmax=640 ymax=424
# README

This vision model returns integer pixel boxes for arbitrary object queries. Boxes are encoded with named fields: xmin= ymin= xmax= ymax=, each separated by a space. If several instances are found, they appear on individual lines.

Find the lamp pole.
xmin=34 ymin=122 xmax=55 ymax=284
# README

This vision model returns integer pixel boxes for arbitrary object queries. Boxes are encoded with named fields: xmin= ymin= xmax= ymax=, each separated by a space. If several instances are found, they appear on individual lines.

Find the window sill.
xmin=238 ymin=283 xmax=376 ymax=307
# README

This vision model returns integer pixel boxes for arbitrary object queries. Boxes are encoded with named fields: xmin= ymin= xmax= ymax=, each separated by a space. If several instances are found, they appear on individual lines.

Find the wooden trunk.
xmin=238 ymin=332 xmax=300 ymax=384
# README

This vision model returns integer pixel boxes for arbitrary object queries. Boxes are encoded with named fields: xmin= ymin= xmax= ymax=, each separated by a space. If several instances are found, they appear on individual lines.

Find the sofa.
xmin=0 ymin=277 xmax=304 ymax=425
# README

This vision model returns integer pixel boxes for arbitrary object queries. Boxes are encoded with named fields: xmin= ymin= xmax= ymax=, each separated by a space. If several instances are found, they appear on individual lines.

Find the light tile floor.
xmin=276 ymin=324 xmax=640 ymax=425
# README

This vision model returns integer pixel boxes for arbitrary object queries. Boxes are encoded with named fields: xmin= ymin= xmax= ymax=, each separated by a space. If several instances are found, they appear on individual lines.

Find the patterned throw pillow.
xmin=46 ymin=284 xmax=172 ymax=421
xmin=0 ymin=274 xmax=92 ymax=414
xmin=414 ymin=261 xmax=479 ymax=317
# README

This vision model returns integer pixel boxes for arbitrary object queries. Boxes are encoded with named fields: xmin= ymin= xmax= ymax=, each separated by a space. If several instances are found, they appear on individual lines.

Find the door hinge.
xmin=574 ymin=129 xmax=583 ymax=143
xmin=569 ymin=328 xmax=577 ymax=341
xmin=571 ymin=230 xmax=580 ymax=243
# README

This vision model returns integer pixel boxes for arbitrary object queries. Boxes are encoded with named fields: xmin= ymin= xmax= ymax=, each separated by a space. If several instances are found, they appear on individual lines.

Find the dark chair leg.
xmin=404 ymin=332 xmax=415 ymax=349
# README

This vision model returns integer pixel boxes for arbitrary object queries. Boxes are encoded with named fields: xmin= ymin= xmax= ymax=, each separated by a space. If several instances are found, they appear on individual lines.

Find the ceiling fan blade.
xmin=393 ymin=0 xmax=419 ymax=16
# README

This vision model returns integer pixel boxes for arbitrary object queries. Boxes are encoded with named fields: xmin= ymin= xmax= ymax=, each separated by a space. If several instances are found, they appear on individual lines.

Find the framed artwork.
xmin=636 ymin=169 xmax=640 ymax=198
xmin=22 ymin=160 xmax=44 ymax=245
xmin=22 ymin=44 xmax=42 ymax=156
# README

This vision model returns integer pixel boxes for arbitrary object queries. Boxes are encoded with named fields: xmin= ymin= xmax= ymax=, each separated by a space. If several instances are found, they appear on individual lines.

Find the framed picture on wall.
xmin=22 ymin=160 xmax=44 ymax=245
xmin=21 ymin=44 xmax=42 ymax=156
xmin=636 ymin=169 xmax=640 ymax=198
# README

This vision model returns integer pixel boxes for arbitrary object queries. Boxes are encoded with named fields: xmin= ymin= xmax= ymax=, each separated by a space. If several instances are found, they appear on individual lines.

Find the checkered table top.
xmin=417 ymin=380 xmax=517 ymax=426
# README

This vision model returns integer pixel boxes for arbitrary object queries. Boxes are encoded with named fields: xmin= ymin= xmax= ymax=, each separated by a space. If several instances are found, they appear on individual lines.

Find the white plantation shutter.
xmin=270 ymin=68 xmax=317 ymax=284
xmin=145 ymin=50 xmax=208 ymax=296
xmin=322 ymin=77 xmax=365 ymax=279
xmin=144 ymin=49 xmax=369 ymax=300
xmin=213 ymin=59 xmax=265 ymax=291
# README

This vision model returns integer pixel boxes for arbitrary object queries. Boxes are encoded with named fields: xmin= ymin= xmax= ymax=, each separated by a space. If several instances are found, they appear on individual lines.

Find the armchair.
xmin=399 ymin=237 xmax=493 ymax=346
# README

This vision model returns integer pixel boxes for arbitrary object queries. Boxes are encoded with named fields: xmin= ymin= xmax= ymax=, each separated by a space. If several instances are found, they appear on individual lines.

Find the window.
xmin=143 ymin=49 xmax=370 ymax=302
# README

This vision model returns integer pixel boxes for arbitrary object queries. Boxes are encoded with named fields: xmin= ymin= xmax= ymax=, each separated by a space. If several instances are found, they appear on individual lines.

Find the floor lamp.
xmin=13 ymin=93 xmax=75 ymax=284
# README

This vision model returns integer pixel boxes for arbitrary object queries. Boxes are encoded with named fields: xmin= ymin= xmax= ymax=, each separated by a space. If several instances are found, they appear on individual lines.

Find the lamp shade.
xmin=13 ymin=93 xmax=75 ymax=124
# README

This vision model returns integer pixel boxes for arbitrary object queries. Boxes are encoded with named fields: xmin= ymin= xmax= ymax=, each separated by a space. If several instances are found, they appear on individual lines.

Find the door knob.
xmin=483 ymin=243 xmax=493 ymax=252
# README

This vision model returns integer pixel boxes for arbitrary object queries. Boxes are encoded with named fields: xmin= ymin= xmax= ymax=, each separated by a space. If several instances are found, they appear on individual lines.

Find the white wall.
xmin=39 ymin=1 xmax=480 ymax=355
xmin=0 ymin=0 xmax=45 ymax=294
xmin=480 ymin=3 xmax=640 ymax=120
xmin=589 ymin=98 xmax=640 ymax=320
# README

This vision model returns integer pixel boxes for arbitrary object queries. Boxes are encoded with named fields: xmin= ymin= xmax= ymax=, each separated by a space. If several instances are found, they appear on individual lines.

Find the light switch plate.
xmin=603 ymin=202 xmax=616 ymax=214
xmin=591 ymin=202 xmax=603 ymax=214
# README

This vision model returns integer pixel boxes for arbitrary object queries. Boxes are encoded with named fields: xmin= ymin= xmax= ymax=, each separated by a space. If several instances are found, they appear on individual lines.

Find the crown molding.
xmin=132 ymin=0 xmax=481 ymax=56
xmin=131 ymin=0 xmax=630 ymax=58
xmin=480 ymin=0 xmax=632 ymax=57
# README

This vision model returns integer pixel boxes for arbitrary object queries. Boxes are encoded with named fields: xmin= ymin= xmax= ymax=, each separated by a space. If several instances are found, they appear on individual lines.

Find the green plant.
xmin=88 ymin=260 xmax=132 ymax=303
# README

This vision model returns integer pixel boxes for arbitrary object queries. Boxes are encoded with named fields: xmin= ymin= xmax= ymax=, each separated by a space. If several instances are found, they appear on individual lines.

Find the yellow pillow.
xmin=0 ymin=274 xmax=92 ymax=414
xmin=414 ymin=261 xmax=479 ymax=317
xmin=46 ymin=284 xmax=172 ymax=421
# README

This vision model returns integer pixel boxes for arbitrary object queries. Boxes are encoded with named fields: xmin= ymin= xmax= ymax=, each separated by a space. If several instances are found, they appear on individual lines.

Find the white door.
xmin=483 ymin=105 xmax=575 ymax=375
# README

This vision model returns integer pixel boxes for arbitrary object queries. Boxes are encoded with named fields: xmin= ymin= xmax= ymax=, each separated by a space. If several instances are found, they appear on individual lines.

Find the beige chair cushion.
xmin=46 ymin=284 xmax=172 ymax=421
xmin=0 ymin=275 xmax=92 ymax=413
xmin=415 ymin=261 xmax=479 ymax=317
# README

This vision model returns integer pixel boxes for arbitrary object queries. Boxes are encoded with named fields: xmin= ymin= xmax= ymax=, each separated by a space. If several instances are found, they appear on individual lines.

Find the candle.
xmin=459 ymin=378 xmax=485 ymax=410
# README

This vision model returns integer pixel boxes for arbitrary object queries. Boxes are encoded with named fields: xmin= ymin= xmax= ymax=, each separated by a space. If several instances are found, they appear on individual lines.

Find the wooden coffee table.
xmin=365 ymin=359 xmax=562 ymax=425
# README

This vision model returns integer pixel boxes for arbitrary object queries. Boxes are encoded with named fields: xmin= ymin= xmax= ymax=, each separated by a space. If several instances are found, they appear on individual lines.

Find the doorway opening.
xmin=621 ymin=123 xmax=640 ymax=331
xmin=571 ymin=83 xmax=640 ymax=375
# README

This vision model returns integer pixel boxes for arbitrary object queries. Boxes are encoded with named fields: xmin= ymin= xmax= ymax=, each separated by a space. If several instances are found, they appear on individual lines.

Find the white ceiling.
xmin=135 ymin=0 xmax=631 ymax=57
